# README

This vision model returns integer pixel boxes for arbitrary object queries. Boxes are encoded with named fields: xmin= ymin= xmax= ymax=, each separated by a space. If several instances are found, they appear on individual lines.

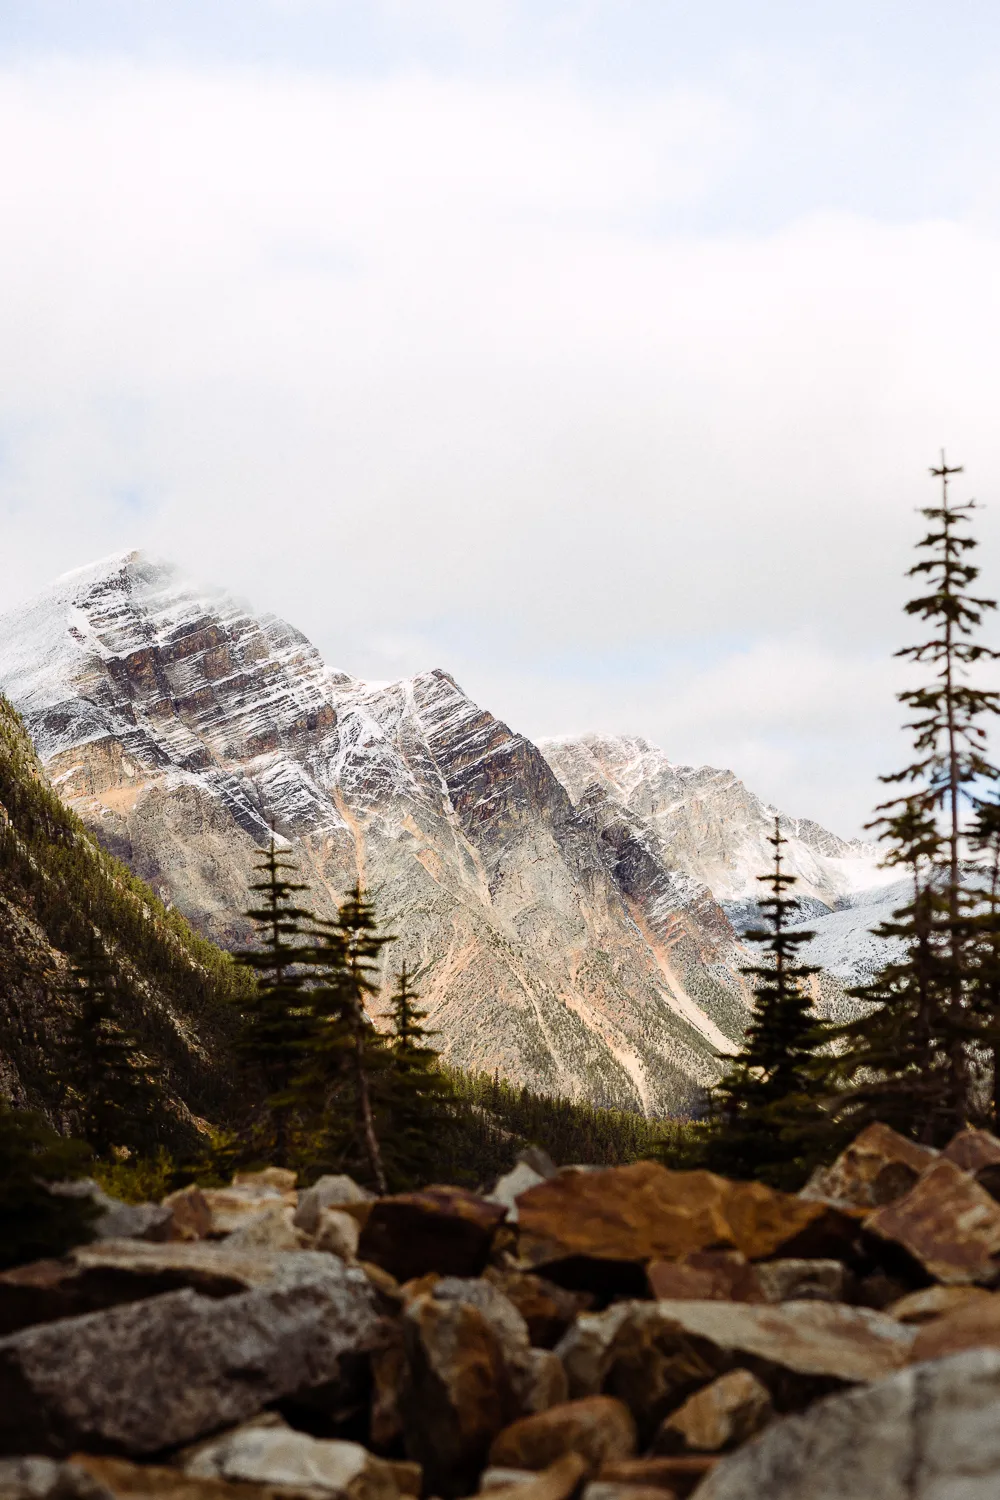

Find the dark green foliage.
xmin=828 ymin=459 xmax=1000 ymax=1143
xmin=0 ymin=693 xmax=250 ymax=1136
xmin=59 ymin=934 xmax=164 ymax=1157
xmin=686 ymin=820 xmax=835 ymax=1189
xmin=232 ymin=838 xmax=317 ymax=1166
xmin=0 ymin=1104 xmax=96 ymax=1269
xmin=378 ymin=964 xmax=459 ymax=1191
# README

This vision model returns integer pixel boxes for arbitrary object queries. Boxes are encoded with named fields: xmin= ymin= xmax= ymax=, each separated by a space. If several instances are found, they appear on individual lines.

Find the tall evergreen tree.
xmin=829 ymin=458 xmax=1000 ymax=1142
xmin=695 ymin=819 xmax=833 ymax=1188
xmin=379 ymin=963 xmax=457 ymax=1190
xmin=59 ymin=933 xmax=161 ymax=1156
xmin=233 ymin=837 xmax=316 ymax=1165
xmin=0 ymin=1104 xmax=97 ymax=1269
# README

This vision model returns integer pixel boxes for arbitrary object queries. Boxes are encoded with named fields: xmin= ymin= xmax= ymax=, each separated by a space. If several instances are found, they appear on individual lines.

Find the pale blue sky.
xmin=2 ymin=1 xmax=1000 ymax=832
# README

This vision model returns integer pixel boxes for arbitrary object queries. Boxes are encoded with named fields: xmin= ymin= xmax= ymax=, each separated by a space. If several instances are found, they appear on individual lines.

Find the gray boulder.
xmin=49 ymin=1180 xmax=172 ymax=1242
xmin=294 ymin=1176 xmax=373 ymax=1236
xmin=0 ymin=1253 xmax=380 ymax=1458
xmin=696 ymin=1347 xmax=1000 ymax=1499
xmin=0 ymin=1459 xmax=111 ymax=1500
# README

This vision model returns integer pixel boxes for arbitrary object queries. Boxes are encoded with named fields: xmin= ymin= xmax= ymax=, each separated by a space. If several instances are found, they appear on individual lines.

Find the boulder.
xmin=646 ymin=1253 xmax=763 ymax=1304
xmin=199 ymin=1187 xmax=290 ymax=1238
xmin=555 ymin=1305 xmax=635 ymax=1399
xmin=0 ymin=1254 xmax=381 ymax=1457
xmin=489 ymin=1396 xmax=637 ymax=1475
xmin=160 ymin=1188 xmax=213 ymax=1243
xmin=483 ymin=1271 xmax=588 ymax=1349
xmin=601 ymin=1298 xmax=915 ymax=1440
xmin=428 ymin=1277 xmax=531 ymax=1364
xmin=182 ymin=1420 xmax=399 ymax=1500
xmin=693 ymin=1347 xmax=1000 ymax=1499
xmin=512 ymin=1349 xmax=569 ymax=1416
xmin=800 ymin=1123 xmax=937 ymax=1210
xmin=294 ymin=1178 xmax=373 ymax=1238
xmin=397 ymin=1290 xmax=511 ymax=1497
xmin=943 ymin=1128 xmax=1000 ymax=1201
xmin=0 ymin=1458 xmax=112 ymax=1499
xmin=488 ymin=1164 xmax=548 ymax=1223
xmin=73 ymin=1454 xmax=290 ymax=1497
xmin=232 ymin=1169 xmax=297 ymax=1194
xmin=358 ymin=1187 xmax=506 ymax=1283
xmin=910 ymin=1293 xmax=1000 ymax=1362
xmin=315 ymin=1211 xmax=362 ymax=1261
xmin=0 ymin=1240 xmax=296 ymax=1337
xmin=887 ymin=1284 xmax=994 ymax=1325
xmin=222 ymin=1207 xmax=305 ymax=1253
xmin=479 ymin=1469 xmax=543 ymax=1491
xmin=596 ymin=1458 xmax=717 ymax=1500
xmin=754 ymin=1259 xmax=851 ymax=1304
xmin=653 ymin=1369 xmax=772 ymax=1455
xmin=475 ymin=1455 xmax=587 ymax=1500
xmin=49 ymin=1181 xmax=172 ymax=1244
xmin=516 ymin=1164 xmax=860 ymax=1289
xmin=864 ymin=1157 xmax=1000 ymax=1284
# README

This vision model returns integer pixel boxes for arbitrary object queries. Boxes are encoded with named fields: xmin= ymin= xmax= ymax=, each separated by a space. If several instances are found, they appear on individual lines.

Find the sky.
xmin=3 ymin=1 xmax=1000 ymax=835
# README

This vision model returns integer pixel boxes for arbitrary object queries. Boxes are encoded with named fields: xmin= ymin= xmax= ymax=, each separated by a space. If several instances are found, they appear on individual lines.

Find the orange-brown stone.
xmin=865 ymin=1158 xmax=1000 ymax=1285
xmin=489 ymin=1397 xmax=638 ymax=1475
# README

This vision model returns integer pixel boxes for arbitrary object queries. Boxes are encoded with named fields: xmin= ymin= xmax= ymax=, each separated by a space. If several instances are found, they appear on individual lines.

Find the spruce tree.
xmin=60 ymin=933 xmax=161 ymax=1157
xmin=233 ymin=837 xmax=317 ymax=1165
xmin=379 ymin=963 xmax=457 ymax=1190
xmin=829 ymin=458 xmax=1000 ymax=1143
xmin=0 ymin=1104 xmax=97 ymax=1269
xmin=697 ymin=819 xmax=833 ymax=1188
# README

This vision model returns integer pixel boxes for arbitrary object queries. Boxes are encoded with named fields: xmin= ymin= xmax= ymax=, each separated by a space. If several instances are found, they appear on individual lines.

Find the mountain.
xmin=0 ymin=552 xmax=891 ymax=1114
xmin=0 ymin=690 xmax=243 ymax=1139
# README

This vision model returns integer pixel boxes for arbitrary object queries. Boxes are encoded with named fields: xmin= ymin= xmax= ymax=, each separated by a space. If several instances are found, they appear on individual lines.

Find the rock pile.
xmin=6 ymin=1124 xmax=1000 ymax=1498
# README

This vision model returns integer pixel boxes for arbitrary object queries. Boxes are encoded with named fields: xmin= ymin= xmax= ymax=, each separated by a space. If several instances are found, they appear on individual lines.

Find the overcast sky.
xmin=3 ymin=2 xmax=1000 ymax=835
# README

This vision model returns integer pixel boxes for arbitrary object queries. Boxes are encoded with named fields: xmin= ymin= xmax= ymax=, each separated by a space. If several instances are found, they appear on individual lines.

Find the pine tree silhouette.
xmin=380 ymin=962 xmax=457 ymax=1190
xmin=233 ymin=836 xmax=317 ymax=1165
xmin=829 ymin=457 xmax=1000 ymax=1142
xmin=698 ymin=819 xmax=833 ymax=1187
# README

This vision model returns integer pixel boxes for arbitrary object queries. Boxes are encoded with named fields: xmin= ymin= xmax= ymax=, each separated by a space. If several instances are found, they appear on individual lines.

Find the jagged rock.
xmin=800 ymin=1123 xmax=937 ymax=1209
xmin=429 ymin=1278 xmax=531 ymax=1361
xmin=865 ymin=1158 xmax=1000 ymax=1284
xmin=0 ymin=1254 xmax=380 ymax=1457
xmin=383 ymin=1464 xmax=420 ymax=1498
xmin=294 ymin=1178 xmax=373 ymax=1237
xmin=49 ymin=1182 xmax=172 ymax=1243
xmin=0 ymin=1240 xmax=296 ymax=1337
xmin=397 ymin=1290 xmax=511 ymax=1497
xmin=512 ymin=1350 xmax=570 ymax=1416
xmin=909 ymin=1293 xmax=1000 ymax=1362
xmin=754 ymin=1259 xmax=852 ymax=1304
xmin=555 ymin=1306 xmax=638 ymax=1399
xmin=161 ymin=1188 xmax=214 ymax=1243
xmin=488 ymin=1165 xmax=548 ymax=1224
xmin=600 ymin=1299 xmax=915 ymax=1441
xmin=182 ymin=1421 xmax=398 ymax=1500
xmin=0 ymin=1458 xmax=111 ymax=1500
xmin=646 ymin=1253 xmax=763 ymax=1304
xmin=596 ymin=1458 xmax=717 ymax=1500
xmin=516 ymin=1164 xmax=861 ymax=1288
xmin=887 ymin=1284 xmax=995 ymax=1325
xmin=489 ymin=1397 xmax=636 ymax=1475
xmin=199 ymin=1186 xmax=290 ymax=1238
xmin=476 ymin=1456 xmax=587 ymax=1500
xmin=943 ymin=1128 xmax=1000 ymax=1201
xmin=653 ymin=1369 xmax=772 ymax=1455
xmin=223 ymin=1206 xmax=305 ymax=1253
xmin=359 ymin=1187 xmax=506 ymax=1283
xmin=315 ymin=1211 xmax=362 ymax=1261
xmin=483 ymin=1271 xmax=588 ymax=1350
xmin=693 ymin=1347 xmax=1000 ymax=1499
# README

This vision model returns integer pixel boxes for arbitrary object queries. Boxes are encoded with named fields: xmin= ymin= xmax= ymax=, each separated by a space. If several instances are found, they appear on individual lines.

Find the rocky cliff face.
xmin=0 ymin=554 xmax=886 ymax=1114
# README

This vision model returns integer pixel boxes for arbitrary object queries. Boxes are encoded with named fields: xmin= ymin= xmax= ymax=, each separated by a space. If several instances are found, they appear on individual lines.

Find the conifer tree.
xmin=829 ymin=458 xmax=1000 ymax=1142
xmin=379 ymin=963 xmax=457 ymax=1190
xmin=0 ymin=1104 xmax=97 ymax=1269
xmin=297 ymin=885 xmax=393 ymax=1192
xmin=60 ymin=933 xmax=161 ymax=1157
xmin=696 ymin=819 xmax=833 ymax=1188
xmin=233 ymin=837 xmax=316 ymax=1165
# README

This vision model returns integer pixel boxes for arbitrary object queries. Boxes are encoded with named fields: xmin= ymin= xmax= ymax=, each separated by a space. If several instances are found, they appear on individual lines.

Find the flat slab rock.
xmin=695 ymin=1347 xmax=1000 ymax=1499
xmin=865 ymin=1158 xmax=1000 ymax=1285
xmin=0 ymin=1255 xmax=381 ymax=1458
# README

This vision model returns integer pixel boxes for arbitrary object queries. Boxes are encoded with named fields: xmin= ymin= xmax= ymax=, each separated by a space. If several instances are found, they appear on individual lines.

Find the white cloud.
xmin=1 ymin=56 xmax=999 ymax=837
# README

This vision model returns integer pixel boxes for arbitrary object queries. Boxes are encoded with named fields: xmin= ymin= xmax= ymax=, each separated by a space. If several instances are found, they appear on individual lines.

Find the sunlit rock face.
xmin=0 ymin=552 xmax=878 ymax=1113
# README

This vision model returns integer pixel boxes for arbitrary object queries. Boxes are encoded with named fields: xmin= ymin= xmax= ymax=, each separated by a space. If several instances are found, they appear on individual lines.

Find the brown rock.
xmin=516 ymin=1165 xmax=859 ymax=1286
xmin=753 ymin=1259 xmax=851 ymax=1305
xmin=555 ymin=1306 xmax=636 ymax=1400
xmin=583 ymin=1485 xmax=678 ymax=1500
xmin=489 ymin=1396 xmax=637 ymax=1475
xmin=182 ymin=1419 xmax=399 ymax=1500
xmin=597 ymin=1458 xmax=717 ymax=1500
xmin=161 ymin=1187 xmax=213 ymax=1243
xmin=512 ymin=1349 xmax=570 ymax=1416
xmin=942 ymin=1128 xmax=1000 ymax=1174
xmin=398 ymin=1290 xmax=511 ymax=1497
xmin=484 ymin=1270 xmax=589 ymax=1349
xmin=909 ymin=1292 xmax=1000 ymax=1362
xmin=653 ymin=1369 xmax=772 ymax=1455
xmin=601 ymin=1298 xmax=915 ymax=1440
xmin=384 ymin=1462 xmax=421 ymax=1498
xmin=232 ymin=1168 xmax=297 ymax=1195
xmin=199 ymin=1187 xmax=289 ymax=1238
xmin=646 ymin=1253 xmax=763 ymax=1304
xmin=315 ymin=1210 xmax=362 ymax=1261
xmin=887 ymin=1284 xmax=995 ymax=1325
xmin=479 ymin=1455 xmax=588 ymax=1500
xmin=223 ymin=1205 xmax=306 ymax=1253
xmin=865 ymin=1157 xmax=1000 ymax=1284
xmin=359 ymin=1187 xmax=506 ymax=1283
xmin=800 ymin=1122 xmax=937 ymax=1209
xmin=71 ymin=1454 xmax=286 ymax=1498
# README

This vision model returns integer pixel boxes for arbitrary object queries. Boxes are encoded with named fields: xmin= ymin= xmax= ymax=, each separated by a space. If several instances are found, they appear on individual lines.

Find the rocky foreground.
xmin=6 ymin=1125 xmax=1000 ymax=1498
